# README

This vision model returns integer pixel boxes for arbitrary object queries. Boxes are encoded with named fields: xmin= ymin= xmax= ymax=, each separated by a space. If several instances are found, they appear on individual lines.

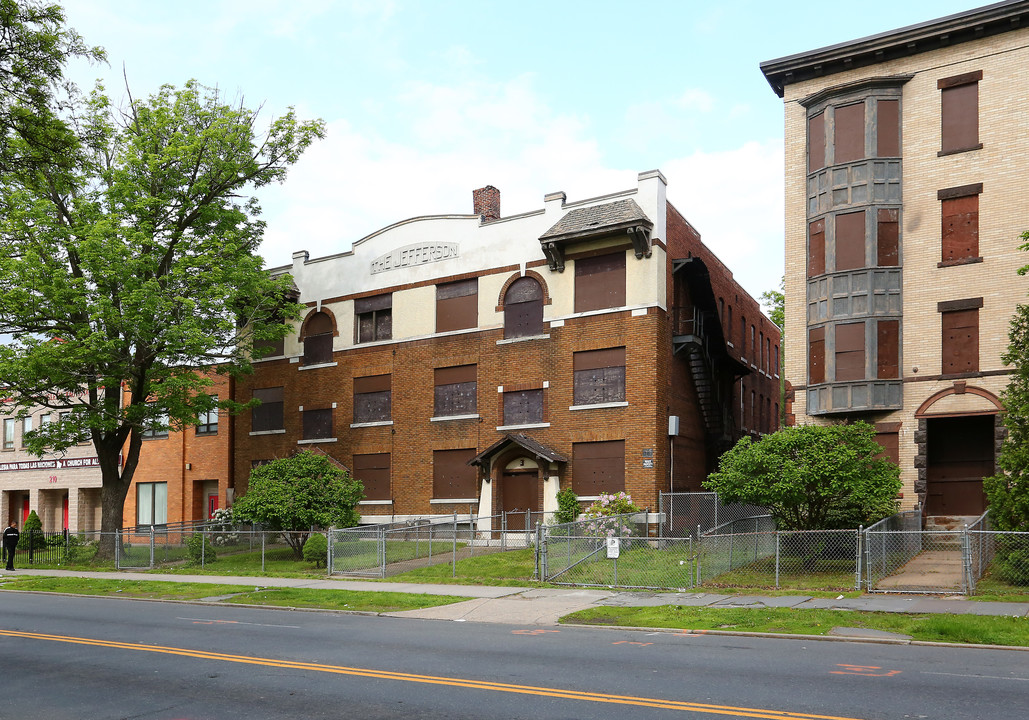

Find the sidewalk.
xmin=6 ymin=568 xmax=1029 ymax=627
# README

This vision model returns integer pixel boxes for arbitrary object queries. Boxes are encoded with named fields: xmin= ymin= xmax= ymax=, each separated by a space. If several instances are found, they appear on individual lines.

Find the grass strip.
xmin=563 ymin=605 xmax=1029 ymax=647
xmin=0 ymin=577 xmax=468 ymax=613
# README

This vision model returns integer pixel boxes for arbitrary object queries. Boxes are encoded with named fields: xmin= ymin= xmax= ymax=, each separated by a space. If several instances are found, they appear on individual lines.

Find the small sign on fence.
xmin=606 ymin=536 xmax=620 ymax=559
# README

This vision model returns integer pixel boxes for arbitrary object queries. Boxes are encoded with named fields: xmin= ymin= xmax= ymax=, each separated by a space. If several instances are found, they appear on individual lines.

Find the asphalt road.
xmin=2 ymin=593 xmax=1027 ymax=720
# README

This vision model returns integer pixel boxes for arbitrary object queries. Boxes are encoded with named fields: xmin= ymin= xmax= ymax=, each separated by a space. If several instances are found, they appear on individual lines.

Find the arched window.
xmin=303 ymin=311 xmax=334 ymax=365
xmin=503 ymin=277 xmax=544 ymax=339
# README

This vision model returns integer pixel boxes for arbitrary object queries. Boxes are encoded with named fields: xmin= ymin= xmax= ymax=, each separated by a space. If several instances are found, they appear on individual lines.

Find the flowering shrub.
xmin=208 ymin=507 xmax=239 ymax=547
xmin=579 ymin=492 xmax=642 ymax=538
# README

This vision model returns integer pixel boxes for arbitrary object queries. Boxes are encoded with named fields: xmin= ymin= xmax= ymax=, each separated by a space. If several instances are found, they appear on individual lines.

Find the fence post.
xmin=201 ymin=528 xmax=206 ymax=568
xmin=149 ymin=526 xmax=155 ymax=569
xmin=855 ymin=526 xmax=863 ymax=590
xmin=452 ymin=511 xmax=458 ymax=579
xmin=261 ymin=530 xmax=266 ymax=573
xmin=962 ymin=523 xmax=971 ymax=595
xmin=327 ymin=529 xmax=333 ymax=576
xmin=775 ymin=532 xmax=780 ymax=588
xmin=115 ymin=530 xmax=120 ymax=569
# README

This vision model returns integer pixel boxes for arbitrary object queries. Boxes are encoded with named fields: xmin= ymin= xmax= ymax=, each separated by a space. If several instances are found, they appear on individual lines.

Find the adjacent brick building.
xmin=234 ymin=170 xmax=779 ymax=525
xmin=760 ymin=1 xmax=1029 ymax=518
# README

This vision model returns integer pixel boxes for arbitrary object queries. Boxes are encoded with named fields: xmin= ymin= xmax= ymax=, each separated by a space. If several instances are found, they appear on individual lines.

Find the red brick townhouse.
xmin=233 ymin=170 xmax=779 ymax=526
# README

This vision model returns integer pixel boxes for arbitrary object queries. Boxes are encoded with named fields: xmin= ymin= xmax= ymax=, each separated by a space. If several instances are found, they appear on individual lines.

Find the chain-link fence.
xmin=971 ymin=530 xmax=1029 ymax=591
xmin=861 ymin=509 xmax=923 ymax=591
xmin=696 ymin=528 xmax=860 ymax=590
xmin=540 ymin=513 xmax=696 ymax=590
xmin=659 ymin=492 xmax=770 ymax=538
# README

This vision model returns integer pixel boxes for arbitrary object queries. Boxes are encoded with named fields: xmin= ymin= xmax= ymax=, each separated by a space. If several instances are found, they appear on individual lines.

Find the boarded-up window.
xmin=434 ymin=365 xmax=477 ymax=417
xmin=873 ymin=430 xmax=900 ymax=466
xmin=504 ymin=277 xmax=544 ymax=339
xmin=941 ymin=193 xmax=979 ymax=262
xmin=940 ymin=72 xmax=981 ymax=154
xmin=354 ymin=374 xmax=391 ymax=423
xmin=834 ymin=102 xmax=865 ymax=163
xmin=808 ymin=112 xmax=825 ymax=172
xmin=835 ymin=211 xmax=865 ymax=271
xmin=353 ymin=453 xmax=390 ymax=501
xmin=809 ymin=326 xmax=825 ymax=385
xmin=876 ymin=209 xmax=899 ymax=266
xmin=302 ymin=408 xmax=333 ymax=440
xmin=503 ymin=389 xmax=543 ymax=426
xmin=572 ymin=440 xmax=625 ymax=495
xmin=808 ymin=219 xmax=825 ymax=277
xmin=254 ymin=334 xmax=285 ymax=359
xmin=877 ymin=320 xmax=899 ymax=379
xmin=436 ymin=278 xmax=477 ymax=333
xmin=433 ymin=448 xmax=478 ymax=499
xmin=942 ymin=308 xmax=979 ymax=374
xmin=251 ymin=387 xmax=284 ymax=432
xmin=574 ymin=252 xmax=626 ymax=313
xmin=303 ymin=311 xmax=334 ymax=365
xmin=835 ymin=322 xmax=865 ymax=382
xmin=876 ymin=99 xmax=900 ymax=157
xmin=573 ymin=347 xmax=626 ymax=405
xmin=355 ymin=294 xmax=392 ymax=343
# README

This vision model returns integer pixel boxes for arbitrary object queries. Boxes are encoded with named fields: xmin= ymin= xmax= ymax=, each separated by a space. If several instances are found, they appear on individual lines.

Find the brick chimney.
xmin=472 ymin=185 xmax=501 ymax=222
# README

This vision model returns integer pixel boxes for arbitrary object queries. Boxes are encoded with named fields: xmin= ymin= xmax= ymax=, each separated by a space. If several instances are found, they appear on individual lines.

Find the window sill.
xmin=938 ymin=257 xmax=984 ymax=268
xmin=359 ymin=500 xmax=393 ymax=506
xmin=569 ymin=401 xmax=628 ymax=411
xmin=249 ymin=429 xmax=286 ymax=436
xmin=195 ymin=430 xmax=218 ymax=437
xmin=496 ymin=422 xmax=550 ymax=431
xmin=496 ymin=334 xmax=549 ymax=345
xmin=253 ymin=354 xmax=287 ymax=363
xmin=938 ymin=143 xmax=983 ymax=157
xmin=350 ymin=421 xmax=393 ymax=428
xmin=299 ymin=361 xmax=338 ymax=371
xmin=298 ymin=438 xmax=338 ymax=445
xmin=430 ymin=498 xmax=478 ymax=504
xmin=430 ymin=414 xmax=480 ymax=422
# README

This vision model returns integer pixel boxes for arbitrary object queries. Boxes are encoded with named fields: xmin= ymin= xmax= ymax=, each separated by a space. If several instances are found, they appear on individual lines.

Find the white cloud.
xmin=674 ymin=88 xmax=715 ymax=113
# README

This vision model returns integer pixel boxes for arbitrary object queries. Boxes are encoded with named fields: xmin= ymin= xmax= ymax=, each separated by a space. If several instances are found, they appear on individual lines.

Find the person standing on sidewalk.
xmin=3 ymin=521 xmax=19 ymax=571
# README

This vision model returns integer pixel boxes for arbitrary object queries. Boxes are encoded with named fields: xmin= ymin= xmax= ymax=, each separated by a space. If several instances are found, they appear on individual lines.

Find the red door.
xmin=208 ymin=495 xmax=219 ymax=519
xmin=21 ymin=497 xmax=29 ymax=524
xmin=63 ymin=496 xmax=69 ymax=530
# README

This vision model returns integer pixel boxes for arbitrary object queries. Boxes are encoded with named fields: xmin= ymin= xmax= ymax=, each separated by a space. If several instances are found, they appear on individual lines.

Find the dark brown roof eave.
xmin=759 ymin=1 xmax=1029 ymax=97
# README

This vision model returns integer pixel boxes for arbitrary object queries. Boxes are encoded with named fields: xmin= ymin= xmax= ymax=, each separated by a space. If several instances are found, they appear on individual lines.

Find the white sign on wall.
xmin=371 ymin=242 xmax=459 ymax=274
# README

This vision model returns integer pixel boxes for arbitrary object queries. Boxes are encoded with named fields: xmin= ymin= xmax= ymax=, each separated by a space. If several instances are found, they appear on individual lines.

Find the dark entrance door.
xmin=501 ymin=469 xmax=539 ymax=531
xmin=926 ymin=415 xmax=993 ymax=516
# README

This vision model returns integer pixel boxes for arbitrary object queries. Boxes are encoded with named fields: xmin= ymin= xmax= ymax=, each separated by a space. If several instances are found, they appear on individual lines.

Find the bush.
xmin=22 ymin=510 xmax=45 ymax=551
xmin=993 ymin=540 xmax=1029 ymax=586
xmin=303 ymin=533 xmax=328 ymax=568
xmin=554 ymin=488 xmax=580 ymax=525
xmin=186 ymin=534 xmax=216 ymax=566
xmin=579 ymin=492 xmax=642 ymax=538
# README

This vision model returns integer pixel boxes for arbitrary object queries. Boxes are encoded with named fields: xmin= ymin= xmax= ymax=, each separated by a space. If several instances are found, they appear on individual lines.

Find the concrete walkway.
xmin=5 ymin=568 xmax=1029 ymax=628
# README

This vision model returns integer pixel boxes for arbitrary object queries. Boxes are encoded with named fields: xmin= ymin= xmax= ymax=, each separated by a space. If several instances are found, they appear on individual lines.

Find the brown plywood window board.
xmin=434 ymin=365 xmax=477 ymax=417
xmin=941 ymin=308 xmax=979 ymax=374
xmin=354 ymin=374 xmax=392 ymax=423
xmin=504 ymin=277 xmax=544 ymax=339
xmin=877 ymin=319 xmax=899 ymax=379
xmin=436 ymin=278 xmax=478 ymax=333
xmin=877 ymin=99 xmax=900 ymax=157
xmin=355 ymin=294 xmax=392 ymax=343
xmin=251 ymin=386 xmax=284 ymax=432
xmin=302 ymin=408 xmax=333 ymax=440
xmin=808 ymin=219 xmax=825 ymax=277
xmin=574 ymin=252 xmax=626 ymax=313
xmin=835 ymin=211 xmax=866 ymax=271
xmin=809 ymin=326 xmax=825 ymax=385
xmin=573 ymin=347 xmax=626 ymax=405
xmin=834 ymin=102 xmax=865 ymax=163
xmin=432 ymin=448 xmax=478 ymax=499
xmin=941 ymin=194 xmax=979 ymax=263
xmin=835 ymin=321 xmax=865 ymax=382
xmin=353 ymin=453 xmax=391 ymax=501
xmin=877 ymin=209 xmax=899 ymax=266
xmin=572 ymin=440 xmax=625 ymax=495
xmin=808 ymin=112 xmax=825 ymax=173
xmin=503 ymin=389 xmax=543 ymax=426
xmin=940 ymin=73 xmax=981 ymax=154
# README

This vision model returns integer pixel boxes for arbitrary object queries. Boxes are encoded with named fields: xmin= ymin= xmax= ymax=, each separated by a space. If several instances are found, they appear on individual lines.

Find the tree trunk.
xmin=94 ymin=433 xmax=139 ymax=561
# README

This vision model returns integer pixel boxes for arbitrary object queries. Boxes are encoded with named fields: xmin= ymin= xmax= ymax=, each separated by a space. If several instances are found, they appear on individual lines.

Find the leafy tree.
xmin=704 ymin=422 xmax=900 ymax=530
xmin=0 ymin=0 xmax=104 ymax=172
xmin=232 ymin=451 xmax=364 ymax=559
xmin=759 ymin=276 xmax=784 ymax=330
xmin=0 ymin=79 xmax=323 ymax=558
xmin=553 ymin=487 xmax=580 ymax=525
xmin=985 ymin=230 xmax=1029 ymax=533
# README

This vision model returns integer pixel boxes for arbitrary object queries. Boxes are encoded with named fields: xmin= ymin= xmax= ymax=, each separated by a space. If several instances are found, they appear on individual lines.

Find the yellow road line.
xmin=0 ymin=628 xmax=864 ymax=720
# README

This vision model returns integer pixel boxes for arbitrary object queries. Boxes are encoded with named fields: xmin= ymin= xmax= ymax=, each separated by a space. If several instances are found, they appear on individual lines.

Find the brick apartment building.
xmin=234 ymin=170 xmax=779 ymax=526
xmin=760 ymin=1 xmax=1029 ymax=518
xmin=120 ymin=372 xmax=234 ymax=528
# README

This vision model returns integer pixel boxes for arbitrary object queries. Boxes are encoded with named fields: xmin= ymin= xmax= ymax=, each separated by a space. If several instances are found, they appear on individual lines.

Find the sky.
xmin=59 ymin=0 xmax=980 ymax=303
